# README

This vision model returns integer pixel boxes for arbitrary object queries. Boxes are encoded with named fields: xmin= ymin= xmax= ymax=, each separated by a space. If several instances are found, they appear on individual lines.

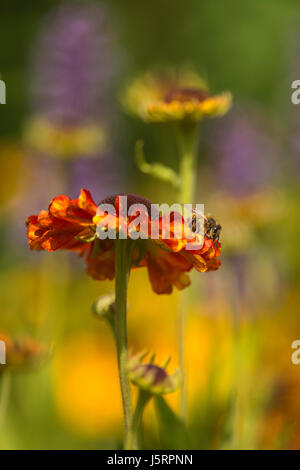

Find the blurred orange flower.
xmin=0 ymin=331 xmax=44 ymax=372
xmin=26 ymin=190 xmax=221 ymax=294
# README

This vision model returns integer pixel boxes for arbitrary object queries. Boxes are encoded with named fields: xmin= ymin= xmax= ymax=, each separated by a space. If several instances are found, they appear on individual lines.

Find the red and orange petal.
xmin=143 ymin=249 xmax=192 ymax=295
xmin=85 ymin=240 xmax=115 ymax=281
xmin=26 ymin=189 xmax=96 ymax=252
xmin=181 ymin=238 xmax=221 ymax=273
xmin=49 ymin=190 xmax=97 ymax=224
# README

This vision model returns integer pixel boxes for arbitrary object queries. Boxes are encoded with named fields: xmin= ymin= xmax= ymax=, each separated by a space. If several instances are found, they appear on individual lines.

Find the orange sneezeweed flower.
xmin=26 ymin=189 xmax=221 ymax=294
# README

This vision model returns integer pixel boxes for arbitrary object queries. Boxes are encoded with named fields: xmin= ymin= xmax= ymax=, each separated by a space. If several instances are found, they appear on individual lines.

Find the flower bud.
xmin=127 ymin=352 xmax=181 ymax=395
xmin=92 ymin=293 xmax=116 ymax=321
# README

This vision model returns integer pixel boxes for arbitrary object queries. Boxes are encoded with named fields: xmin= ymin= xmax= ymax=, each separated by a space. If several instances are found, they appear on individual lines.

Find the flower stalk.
xmin=177 ymin=124 xmax=198 ymax=204
xmin=176 ymin=123 xmax=198 ymax=420
xmin=114 ymin=238 xmax=135 ymax=449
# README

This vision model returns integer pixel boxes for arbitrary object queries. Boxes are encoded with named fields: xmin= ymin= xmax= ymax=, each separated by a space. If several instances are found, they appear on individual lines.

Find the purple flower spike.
xmin=31 ymin=1 xmax=115 ymax=127
xmin=208 ymin=107 xmax=277 ymax=197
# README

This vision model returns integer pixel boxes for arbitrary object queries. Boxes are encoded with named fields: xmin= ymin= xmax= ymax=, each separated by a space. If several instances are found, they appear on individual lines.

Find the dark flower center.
xmin=163 ymin=87 xmax=210 ymax=103
xmin=99 ymin=193 xmax=153 ymax=214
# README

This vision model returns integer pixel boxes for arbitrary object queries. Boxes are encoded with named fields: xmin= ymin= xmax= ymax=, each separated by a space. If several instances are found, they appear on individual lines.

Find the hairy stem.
xmin=115 ymin=238 xmax=134 ymax=449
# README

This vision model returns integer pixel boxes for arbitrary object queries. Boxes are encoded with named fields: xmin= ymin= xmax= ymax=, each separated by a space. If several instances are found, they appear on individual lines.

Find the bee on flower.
xmin=26 ymin=189 xmax=221 ymax=295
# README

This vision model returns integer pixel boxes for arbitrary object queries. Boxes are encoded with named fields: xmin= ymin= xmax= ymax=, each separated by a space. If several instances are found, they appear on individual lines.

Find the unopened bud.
xmin=92 ymin=293 xmax=116 ymax=320
xmin=127 ymin=352 xmax=181 ymax=395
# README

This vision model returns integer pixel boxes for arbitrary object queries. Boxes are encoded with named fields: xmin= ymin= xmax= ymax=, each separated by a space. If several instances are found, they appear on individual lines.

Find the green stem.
xmin=178 ymin=297 xmax=187 ymax=420
xmin=126 ymin=390 xmax=151 ymax=450
xmin=0 ymin=371 xmax=11 ymax=448
xmin=177 ymin=124 xmax=198 ymax=204
xmin=230 ymin=266 xmax=244 ymax=449
xmin=176 ymin=123 xmax=199 ymax=421
xmin=115 ymin=238 xmax=134 ymax=450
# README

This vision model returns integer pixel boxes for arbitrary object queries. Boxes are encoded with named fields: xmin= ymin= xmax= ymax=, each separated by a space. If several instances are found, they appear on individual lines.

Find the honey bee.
xmin=204 ymin=216 xmax=222 ymax=243
xmin=189 ymin=211 xmax=221 ymax=243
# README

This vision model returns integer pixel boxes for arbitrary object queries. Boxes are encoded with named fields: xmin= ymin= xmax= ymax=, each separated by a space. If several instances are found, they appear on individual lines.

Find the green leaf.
xmin=154 ymin=396 xmax=189 ymax=449
xmin=135 ymin=140 xmax=181 ymax=189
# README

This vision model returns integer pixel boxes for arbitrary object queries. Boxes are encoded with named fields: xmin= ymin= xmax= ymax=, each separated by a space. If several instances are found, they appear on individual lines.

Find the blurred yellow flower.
xmin=123 ymin=70 xmax=231 ymax=123
xmin=127 ymin=269 xmax=234 ymax=416
xmin=257 ymin=291 xmax=300 ymax=448
xmin=52 ymin=333 xmax=123 ymax=437
xmin=24 ymin=117 xmax=106 ymax=159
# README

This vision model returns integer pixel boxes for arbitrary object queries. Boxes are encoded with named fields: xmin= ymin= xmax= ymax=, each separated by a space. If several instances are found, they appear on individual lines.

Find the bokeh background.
xmin=0 ymin=0 xmax=300 ymax=449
